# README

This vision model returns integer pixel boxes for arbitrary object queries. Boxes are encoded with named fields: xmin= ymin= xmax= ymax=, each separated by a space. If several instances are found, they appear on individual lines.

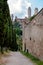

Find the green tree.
xmin=0 ymin=0 xmax=4 ymax=53
xmin=0 ymin=0 xmax=18 ymax=53
xmin=0 ymin=0 xmax=10 ymax=52
xmin=13 ymin=19 xmax=22 ymax=50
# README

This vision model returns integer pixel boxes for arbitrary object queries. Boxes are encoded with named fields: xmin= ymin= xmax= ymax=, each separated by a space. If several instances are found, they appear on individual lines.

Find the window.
xmin=30 ymin=37 xmax=31 ymax=40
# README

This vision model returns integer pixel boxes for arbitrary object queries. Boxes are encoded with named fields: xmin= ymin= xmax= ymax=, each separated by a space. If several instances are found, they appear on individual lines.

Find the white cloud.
xmin=25 ymin=0 xmax=31 ymax=8
xmin=23 ymin=0 xmax=31 ymax=17
xmin=8 ymin=0 xmax=31 ymax=18
xmin=8 ymin=0 xmax=22 ymax=14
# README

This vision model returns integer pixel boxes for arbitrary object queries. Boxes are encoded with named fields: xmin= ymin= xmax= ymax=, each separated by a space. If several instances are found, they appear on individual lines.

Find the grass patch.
xmin=21 ymin=51 xmax=43 ymax=65
xmin=29 ymin=15 xmax=36 ymax=21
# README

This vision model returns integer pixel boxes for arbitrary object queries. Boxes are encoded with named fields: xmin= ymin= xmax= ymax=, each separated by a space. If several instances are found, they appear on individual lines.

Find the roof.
xmin=29 ymin=8 xmax=43 ymax=21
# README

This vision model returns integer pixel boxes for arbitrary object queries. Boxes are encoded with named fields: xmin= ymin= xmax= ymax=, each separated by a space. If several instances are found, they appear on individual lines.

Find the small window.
xmin=30 ymin=37 xmax=31 ymax=40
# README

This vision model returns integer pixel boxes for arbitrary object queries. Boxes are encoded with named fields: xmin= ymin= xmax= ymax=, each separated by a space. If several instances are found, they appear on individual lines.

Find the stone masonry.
xmin=22 ymin=8 xmax=43 ymax=61
xmin=15 ymin=8 xmax=43 ymax=61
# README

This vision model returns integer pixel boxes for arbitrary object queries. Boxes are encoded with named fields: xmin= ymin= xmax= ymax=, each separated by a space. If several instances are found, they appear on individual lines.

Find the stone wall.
xmin=22 ymin=9 xmax=43 ymax=60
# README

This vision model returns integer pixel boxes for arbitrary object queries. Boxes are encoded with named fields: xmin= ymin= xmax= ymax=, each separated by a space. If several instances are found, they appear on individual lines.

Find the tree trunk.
xmin=1 ymin=46 xmax=3 ymax=54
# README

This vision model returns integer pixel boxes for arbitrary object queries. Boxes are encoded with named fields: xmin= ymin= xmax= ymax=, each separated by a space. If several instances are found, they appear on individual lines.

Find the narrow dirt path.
xmin=3 ymin=52 xmax=35 ymax=65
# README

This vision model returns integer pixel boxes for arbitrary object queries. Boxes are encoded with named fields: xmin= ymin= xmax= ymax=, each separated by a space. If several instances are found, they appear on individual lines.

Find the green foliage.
xmin=13 ymin=20 xmax=22 ymax=50
xmin=10 ymin=29 xmax=18 ymax=51
xmin=29 ymin=15 xmax=36 ymax=21
xmin=21 ymin=51 xmax=43 ymax=65
xmin=0 ymin=0 xmax=4 ymax=53
xmin=14 ymin=21 xmax=22 ymax=36
xmin=0 ymin=0 xmax=18 ymax=52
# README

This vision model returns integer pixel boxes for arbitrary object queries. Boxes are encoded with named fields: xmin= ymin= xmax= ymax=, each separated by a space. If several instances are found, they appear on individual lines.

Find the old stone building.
xmin=15 ymin=8 xmax=43 ymax=60
xmin=22 ymin=8 xmax=43 ymax=60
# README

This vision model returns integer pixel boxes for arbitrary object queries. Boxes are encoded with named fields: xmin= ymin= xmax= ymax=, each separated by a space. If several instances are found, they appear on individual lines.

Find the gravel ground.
xmin=3 ymin=52 xmax=36 ymax=65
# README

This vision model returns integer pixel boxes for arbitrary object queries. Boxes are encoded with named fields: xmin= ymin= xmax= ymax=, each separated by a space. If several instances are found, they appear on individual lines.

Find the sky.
xmin=7 ymin=0 xmax=43 ymax=18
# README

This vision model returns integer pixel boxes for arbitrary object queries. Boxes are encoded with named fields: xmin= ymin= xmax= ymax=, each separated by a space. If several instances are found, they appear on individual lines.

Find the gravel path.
xmin=4 ymin=52 xmax=35 ymax=65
